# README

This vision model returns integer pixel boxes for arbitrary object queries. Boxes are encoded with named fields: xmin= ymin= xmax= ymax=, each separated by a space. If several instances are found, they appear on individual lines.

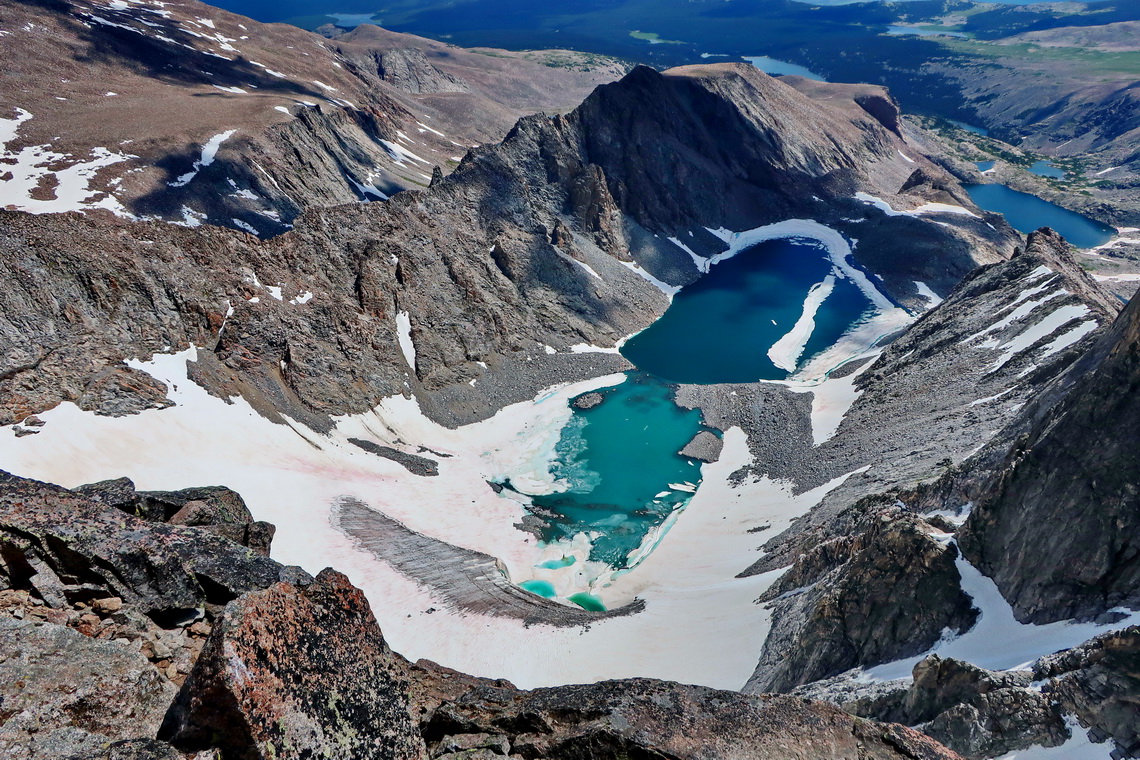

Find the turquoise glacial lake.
xmin=524 ymin=373 xmax=705 ymax=569
xmin=511 ymin=236 xmax=881 ymax=603
xmin=966 ymin=184 xmax=1114 ymax=249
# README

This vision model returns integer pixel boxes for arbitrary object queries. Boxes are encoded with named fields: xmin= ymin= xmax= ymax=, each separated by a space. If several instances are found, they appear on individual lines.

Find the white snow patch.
xmin=862 ymin=543 xmax=1140 ymax=681
xmin=667 ymin=236 xmax=707 ymax=272
xmin=416 ymin=121 xmax=445 ymax=137
xmin=555 ymin=249 xmax=603 ymax=281
xmin=231 ymin=218 xmax=258 ymax=235
xmin=619 ymin=260 xmax=679 ymax=297
xmin=768 ymin=274 xmax=836 ymax=372
xmin=897 ymin=150 xmax=915 ymax=163
xmin=211 ymin=85 xmax=246 ymax=95
xmin=1093 ymin=166 xmax=1118 ymax=177
xmin=380 ymin=140 xmax=430 ymax=166
xmin=274 ymin=106 xmax=290 ymax=114
xmin=855 ymin=192 xmax=980 ymax=219
xmin=914 ymin=281 xmax=943 ymax=308
xmin=989 ymin=304 xmax=1091 ymax=371
xmin=290 ymin=291 xmax=313 ymax=305
xmin=168 ymin=129 xmax=236 ymax=187
xmin=0 ymin=108 xmax=134 ymax=217
xmin=994 ymin=717 xmax=1111 ymax=759
xmin=396 ymin=311 xmax=416 ymax=370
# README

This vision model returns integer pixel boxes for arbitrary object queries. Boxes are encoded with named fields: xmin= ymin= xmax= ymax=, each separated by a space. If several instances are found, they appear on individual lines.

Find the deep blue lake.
xmin=1028 ymin=160 xmax=1065 ymax=179
xmin=621 ymin=238 xmax=875 ymax=383
xmin=966 ymin=184 xmax=1114 ymax=249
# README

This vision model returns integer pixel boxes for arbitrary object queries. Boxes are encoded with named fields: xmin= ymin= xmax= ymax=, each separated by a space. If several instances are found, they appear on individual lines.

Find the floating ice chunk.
xmin=768 ymin=274 xmax=836 ymax=372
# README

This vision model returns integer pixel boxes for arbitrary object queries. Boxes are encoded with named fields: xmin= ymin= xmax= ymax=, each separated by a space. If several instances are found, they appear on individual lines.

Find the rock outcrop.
xmin=0 ymin=470 xmax=970 ymax=759
xmin=0 ymin=618 xmax=176 ymax=760
xmin=959 ymin=253 xmax=1140 ymax=624
xmin=746 ymin=506 xmax=978 ymax=693
xmin=161 ymin=569 xmax=425 ymax=760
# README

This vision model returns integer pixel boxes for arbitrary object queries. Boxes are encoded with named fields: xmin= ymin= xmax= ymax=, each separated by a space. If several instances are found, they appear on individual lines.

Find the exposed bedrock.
xmin=958 ymin=275 xmax=1140 ymax=624
xmin=797 ymin=628 xmax=1140 ymax=760
xmin=745 ymin=505 xmax=978 ymax=694
xmin=1 ymin=62 xmax=1014 ymax=431
xmin=0 ymin=470 xmax=966 ymax=760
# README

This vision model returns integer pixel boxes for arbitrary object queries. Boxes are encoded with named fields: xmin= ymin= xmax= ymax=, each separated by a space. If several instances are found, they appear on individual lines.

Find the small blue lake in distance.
xmin=621 ymin=238 xmax=875 ymax=383
xmin=743 ymin=56 xmax=826 ymax=81
xmin=947 ymin=119 xmax=989 ymax=137
xmin=966 ymin=184 xmax=1114 ymax=249
xmin=1028 ymin=160 xmax=1065 ymax=179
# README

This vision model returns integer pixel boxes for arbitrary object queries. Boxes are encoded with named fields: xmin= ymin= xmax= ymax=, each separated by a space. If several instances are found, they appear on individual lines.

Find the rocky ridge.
xmin=0 ymin=469 xmax=966 ymax=760
xmin=0 ymin=0 xmax=626 ymax=235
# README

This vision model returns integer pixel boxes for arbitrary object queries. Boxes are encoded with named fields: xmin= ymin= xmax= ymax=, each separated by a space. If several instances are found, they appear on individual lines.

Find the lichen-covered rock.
xmin=161 ymin=569 xmax=426 ymax=760
xmin=0 ymin=471 xmax=291 ymax=623
xmin=0 ymin=618 xmax=175 ymax=760
xmin=75 ymin=365 xmax=175 ymax=417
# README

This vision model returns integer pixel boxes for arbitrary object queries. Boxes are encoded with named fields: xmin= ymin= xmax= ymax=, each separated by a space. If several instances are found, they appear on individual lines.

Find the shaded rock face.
xmin=373 ymin=48 xmax=471 ymax=94
xmin=422 ymin=677 xmax=961 ymax=760
xmin=0 ymin=618 xmax=176 ymax=760
xmin=161 ymin=569 xmax=425 ymax=760
xmin=746 ymin=507 xmax=978 ymax=694
xmin=1036 ymin=626 xmax=1140 ymax=758
xmin=959 ymin=252 xmax=1140 ymax=624
xmin=0 ymin=471 xmax=291 ymax=625
xmin=75 ymin=478 xmax=276 ymax=555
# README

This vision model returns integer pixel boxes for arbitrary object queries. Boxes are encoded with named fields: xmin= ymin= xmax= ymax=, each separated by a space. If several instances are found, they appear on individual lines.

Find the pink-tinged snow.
xmin=860 ymin=539 xmax=1140 ymax=682
xmin=0 ymin=108 xmax=134 ymax=216
xmin=395 ymin=311 xmax=416 ymax=370
xmin=0 ymin=348 xmax=864 ymax=690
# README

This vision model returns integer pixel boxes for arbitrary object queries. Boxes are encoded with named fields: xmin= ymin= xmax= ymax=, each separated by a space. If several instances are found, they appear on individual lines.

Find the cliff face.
xmin=959 ymin=268 xmax=1140 ymax=624
xmin=0 ymin=61 xmax=1011 ymax=430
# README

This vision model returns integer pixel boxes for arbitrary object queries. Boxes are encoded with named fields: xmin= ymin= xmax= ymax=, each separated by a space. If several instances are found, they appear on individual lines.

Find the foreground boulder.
xmin=161 ymin=569 xmax=425 ymax=760
xmin=0 ymin=618 xmax=175 ymax=760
